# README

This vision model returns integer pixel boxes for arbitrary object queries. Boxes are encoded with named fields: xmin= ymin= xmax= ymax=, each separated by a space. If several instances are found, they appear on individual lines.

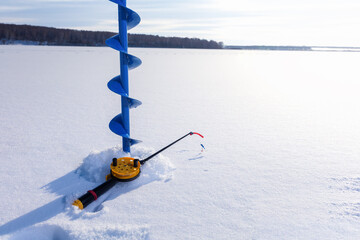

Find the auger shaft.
xmin=118 ymin=3 xmax=130 ymax=151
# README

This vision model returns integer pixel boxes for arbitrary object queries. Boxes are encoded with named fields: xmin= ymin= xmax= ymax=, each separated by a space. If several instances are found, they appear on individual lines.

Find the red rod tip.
xmin=191 ymin=132 xmax=204 ymax=138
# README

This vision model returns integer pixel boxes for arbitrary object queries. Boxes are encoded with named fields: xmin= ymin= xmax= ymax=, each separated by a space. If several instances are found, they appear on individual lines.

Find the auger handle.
xmin=73 ymin=178 xmax=118 ymax=210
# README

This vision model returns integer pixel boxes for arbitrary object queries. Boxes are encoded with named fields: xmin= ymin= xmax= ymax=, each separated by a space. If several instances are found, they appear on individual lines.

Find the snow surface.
xmin=1 ymin=45 xmax=360 ymax=239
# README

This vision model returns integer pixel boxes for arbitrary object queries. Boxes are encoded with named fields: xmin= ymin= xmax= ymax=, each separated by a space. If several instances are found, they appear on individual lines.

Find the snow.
xmin=1 ymin=45 xmax=360 ymax=239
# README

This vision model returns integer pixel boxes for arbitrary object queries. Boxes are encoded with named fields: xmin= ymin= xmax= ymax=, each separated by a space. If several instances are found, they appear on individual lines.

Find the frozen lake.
xmin=1 ymin=45 xmax=360 ymax=239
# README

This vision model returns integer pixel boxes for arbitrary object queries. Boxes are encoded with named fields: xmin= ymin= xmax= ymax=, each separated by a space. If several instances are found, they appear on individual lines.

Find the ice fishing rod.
xmin=73 ymin=131 xmax=204 ymax=210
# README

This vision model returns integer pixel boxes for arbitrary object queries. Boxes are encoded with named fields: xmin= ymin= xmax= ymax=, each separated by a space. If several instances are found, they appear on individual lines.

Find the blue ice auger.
xmin=106 ymin=0 xmax=142 ymax=152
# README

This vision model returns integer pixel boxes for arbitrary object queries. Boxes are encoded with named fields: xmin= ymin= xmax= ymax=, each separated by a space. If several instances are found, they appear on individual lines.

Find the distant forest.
xmin=0 ymin=23 xmax=223 ymax=49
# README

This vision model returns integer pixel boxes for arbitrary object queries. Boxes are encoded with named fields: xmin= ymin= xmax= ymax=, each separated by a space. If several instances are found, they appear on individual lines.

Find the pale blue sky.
xmin=1 ymin=0 xmax=360 ymax=46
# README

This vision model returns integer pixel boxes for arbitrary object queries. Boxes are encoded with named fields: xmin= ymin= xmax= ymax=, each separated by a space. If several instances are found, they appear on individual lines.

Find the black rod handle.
xmin=73 ymin=178 xmax=118 ymax=209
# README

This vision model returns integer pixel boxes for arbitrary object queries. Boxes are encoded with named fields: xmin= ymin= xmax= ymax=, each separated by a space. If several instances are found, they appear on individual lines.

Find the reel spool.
xmin=73 ymin=132 xmax=204 ymax=210
xmin=107 ymin=157 xmax=141 ymax=181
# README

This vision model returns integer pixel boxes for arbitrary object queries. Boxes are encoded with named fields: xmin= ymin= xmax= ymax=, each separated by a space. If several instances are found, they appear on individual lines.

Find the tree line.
xmin=0 ymin=23 xmax=223 ymax=49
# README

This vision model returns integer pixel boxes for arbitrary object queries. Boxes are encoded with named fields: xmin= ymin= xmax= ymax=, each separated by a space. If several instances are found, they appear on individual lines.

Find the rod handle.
xmin=73 ymin=178 xmax=118 ymax=210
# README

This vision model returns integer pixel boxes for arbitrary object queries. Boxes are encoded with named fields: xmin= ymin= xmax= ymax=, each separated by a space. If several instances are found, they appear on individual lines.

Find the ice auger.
xmin=106 ymin=0 xmax=142 ymax=153
xmin=73 ymin=132 xmax=204 ymax=210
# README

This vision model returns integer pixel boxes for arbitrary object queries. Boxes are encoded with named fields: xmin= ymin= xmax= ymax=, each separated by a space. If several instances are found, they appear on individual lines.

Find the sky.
xmin=1 ymin=0 xmax=360 ymax=46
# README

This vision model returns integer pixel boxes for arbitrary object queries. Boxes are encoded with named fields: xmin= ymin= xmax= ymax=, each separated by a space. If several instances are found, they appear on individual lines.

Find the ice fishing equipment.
xmin=106 ymin=0 xmax=142 ymax=153
xmin=73 ymin=132 xmax=204 ymax=210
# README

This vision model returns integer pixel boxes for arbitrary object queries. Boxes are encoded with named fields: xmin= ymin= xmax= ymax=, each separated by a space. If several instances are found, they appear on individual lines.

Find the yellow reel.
xmin=106 ymin=157 xmax=141 ymax=182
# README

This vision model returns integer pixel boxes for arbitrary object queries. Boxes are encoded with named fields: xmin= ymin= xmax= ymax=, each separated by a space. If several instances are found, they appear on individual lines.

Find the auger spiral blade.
xmin=107 ymin=76 xmax=142 ymax=109
xmin=109 ymin=114 xmax=141 ymax=146
xmin=109 ymin=0 xmax=141 ymax=30
xmin=107 ymin=0 xmax=142 ymax=152
xmin=105 ymin=36 xmax=142 ymax=70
